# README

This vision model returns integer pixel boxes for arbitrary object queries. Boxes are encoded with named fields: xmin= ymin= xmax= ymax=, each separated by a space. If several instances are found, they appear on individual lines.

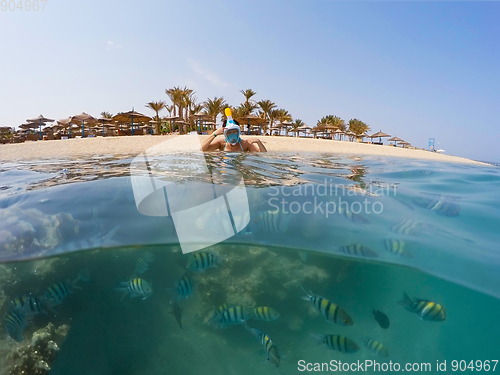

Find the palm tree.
xmin=145 ymin=101 xmax=166 ymax=134
xmin=257 ymin=100 xmax=276 ymax=122
xmin=100 ymin=111 xmax=113 ymax=119
xmin=165 ymin=104 xmax=173 ymax=117
xmin=348 ymin=119 xmax=370 ymax=138
xmin=240 ymin=89 xmax=257 ymax=108
xmin=203 ymin=97 xmax=226 ymax=129
xmin=291 ymin=119 xmax=305 ymax=137
xmin=319 ymin=115 xmax=346 ymax=131
xmin=165 ymin=86 xmax=183 ymax=118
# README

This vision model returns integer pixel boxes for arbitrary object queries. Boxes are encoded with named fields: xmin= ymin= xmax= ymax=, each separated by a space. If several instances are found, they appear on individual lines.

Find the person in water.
xmin=201 ymin=120 xmax=267 ymax=152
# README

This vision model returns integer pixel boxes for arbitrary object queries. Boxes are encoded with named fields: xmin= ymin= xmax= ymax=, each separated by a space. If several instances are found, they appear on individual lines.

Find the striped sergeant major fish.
xmin=300 ymin=286 xmax=353 ymax=326
xmin=167 ymin=273 xmax=194 ymax=302
xmin=391 ymin=219 xmax=423 ymax=235
xmin=212 ymin=303 xmax=232 ymax=319
xmin=338 ymin=244 xmax=379 ymax=259
xmin=249 ymin=211 xmax=291 ymax=234
xmin=338 ymin=207 xmax=370 ymax=224
xmin=187 ymin=251 xmax=226 ymax=273
xmin=310 ymin=334 xmax=360 ymax=353
xmin=363 ymin=337 xmax=389 ymax=357
xmin=398 ymin=292 xmax=446 ymax=321
xmin=51 ymin=225 xmax=120 ymax=254
xmin=382 ymin=239 xmax=413 ymax=258
xmin=10 ymin=294 xmax=49 ymax=316
xmin=245 ymin=326 xmax=281 ymax=368
xmin=143 ymin=251 xmax=155 ymax=262
xmin=251 ymin=306 xmax=280 ymax=322
xmin=77 ymin=268 xmax=91 ymax=283
xmin=115 ymin=278 xmax=153 ymax=301
xmin=135 ymin=257 xmax=150 ymax=275
xmin=412 ymin=196 xmax=460 ymax=217
xmin=44 ymin=280 xmax=79 ymax=307
xmin=3 ymin=309 xmax=28 ymax=342
xmin=215 ymin=306 xmax=250 ymax=329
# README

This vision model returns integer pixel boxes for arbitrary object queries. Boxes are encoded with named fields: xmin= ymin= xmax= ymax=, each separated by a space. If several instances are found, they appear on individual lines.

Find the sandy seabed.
xmin=0 ymin=134 xmax=482 ymax=165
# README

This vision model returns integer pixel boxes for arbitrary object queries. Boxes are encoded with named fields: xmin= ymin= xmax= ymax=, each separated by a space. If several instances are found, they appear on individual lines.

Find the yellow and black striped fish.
xmin=382 ymin=239 xmax=413 ymax=258
xmin=363 ymin=337 xmax=389 ymax=357
xmin=10 ymin=294 xmax=47 ymax=316
xmin=339 ymin=207 xmax=370 ymax=224
xmin=246 ymin=326 xmax=281 ymax=368
xmin=187 ymin=251 xmax=226 ymax=272
xmin=212 ymin=303 xmax=232 ymax=319
xmin=412 ymin=196 xmax=460 ymax=217
xmin=3 ymin=309 xmax=27 ymax=342
xmin=44 ymin=280 xmax=74 ymax=306
xmin=169 ymin=273 xmax=193 ymax=301
xmin=135 ymin=257 xmax=150 ymax=275
xmin=301 ymin=287 xmax=353 ymax=326
xmin=398 ymin=292 xmax=446 ymax=321
xmin=251 ymin=306 xmax=280 ymax=321
xmin=115 ymin=278 xmax=153 ymax=301
xmin=215 ymin=306 xmax=250 ymax=328
xmin=250 ymin=211 xmax=290 ymax=233
xmin=391 ymin=219 xmax=423 ymax=235
xmin=338 ymin=244 xmax=379 ymax=258
xmin=311 ymin=334 xmax=359 ymax=353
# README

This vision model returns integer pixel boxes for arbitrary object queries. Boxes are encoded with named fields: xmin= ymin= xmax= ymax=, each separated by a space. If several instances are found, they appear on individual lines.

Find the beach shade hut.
xmin=148 ymin=120 xmax=159 ymax=135
xmin=162 ymin=115 xmax=180 ymax=133
xmin=189 ymin=112 xmax=211 ymax=133
xmin=369 ymin=130 xmax=391 ymax=144
xmin=346 ymin=131 xmax=357 ymax=142
xmin=96 ymin=117 xmax=113 ymax=137
xmin=205 ymin=121 xmax=217 ymax=132
xmin=112 ymin=110 xmax=152 ymax=136
xmin=175 ymin=120 xmax=190 ymax=134
xmin=27 ymin=115 xmax=54 ymax=140
xmin=334 ymin=129 xmax=345 ymax=141
xmin=387 ymin=136 xmax=404 ymax=146
xmin=71 ymin=112 xmax=96 ymax=138
xmin=235 ymin=114 xmax=268 ymax=135
xmin=297 ymin=124 xmax=311 ymax=137
xmin=398 ymin=141 xmax=410 ymax=148
xmin=280 ymin=121 xmax=293 ymax=136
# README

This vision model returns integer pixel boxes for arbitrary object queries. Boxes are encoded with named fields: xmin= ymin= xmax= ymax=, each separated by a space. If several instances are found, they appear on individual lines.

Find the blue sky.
xmin=1 ymin=0 xmax=499 ymax=161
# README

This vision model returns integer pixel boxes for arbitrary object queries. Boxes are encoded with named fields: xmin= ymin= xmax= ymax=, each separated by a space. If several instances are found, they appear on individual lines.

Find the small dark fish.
xmin=171 ymin=301 xmax=183 ymax=329
xmin=372 ymin=309 xmax=390 ymax=329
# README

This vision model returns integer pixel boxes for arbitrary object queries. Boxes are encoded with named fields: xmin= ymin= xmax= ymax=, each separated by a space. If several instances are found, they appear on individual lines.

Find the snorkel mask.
xmin=224 ymin=124 xmax=241 ymax=146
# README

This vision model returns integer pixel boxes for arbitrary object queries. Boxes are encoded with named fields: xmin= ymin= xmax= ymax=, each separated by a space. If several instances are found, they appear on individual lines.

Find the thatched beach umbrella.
xmin=387 ymin=136 xmax=404 ymax=146
xmin=71 ymin=112 xmax=96 ymax=138
xmin=97 ymin=117 xmax=113 ymax=137
xmin=148 ymin=120 xmax=159 ymax=135
xmin=334 ymin=129 xmax=345 ymax=141
xmin=112 ymin=110 xmax=152 ymax=136
xmin=189 ymin=112 xmax=211 ymax=133
xmin=236 ymin=114 xmax=268 ymax=135
xmin=163 ymin=115 xmax=180 ymax=133
xmin=369 ymin=130 xmax=391 ymax=144
xmin=297 ymin=124 xmax=311 ymax=137
xmin=27 ymin=115 xmax=54 ymax=140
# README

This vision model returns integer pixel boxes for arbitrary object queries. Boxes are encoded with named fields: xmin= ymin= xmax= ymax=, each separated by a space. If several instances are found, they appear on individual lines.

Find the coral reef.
xmin=6 ymin=323 xmax=69 ymax=375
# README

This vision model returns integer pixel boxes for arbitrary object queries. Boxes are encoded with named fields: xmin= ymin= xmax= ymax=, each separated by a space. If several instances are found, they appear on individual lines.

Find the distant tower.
xmin=429 ymin=138 xmax=435 ymax=152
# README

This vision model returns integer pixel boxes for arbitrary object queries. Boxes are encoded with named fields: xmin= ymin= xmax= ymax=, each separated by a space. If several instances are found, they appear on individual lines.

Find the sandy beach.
xmin=0 ymin=135 xmax=482 ymax=165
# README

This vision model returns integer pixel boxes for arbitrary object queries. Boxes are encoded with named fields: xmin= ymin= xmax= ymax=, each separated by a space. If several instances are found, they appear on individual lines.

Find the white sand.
xmin=0 ymin=135 xmax=482 ymax=165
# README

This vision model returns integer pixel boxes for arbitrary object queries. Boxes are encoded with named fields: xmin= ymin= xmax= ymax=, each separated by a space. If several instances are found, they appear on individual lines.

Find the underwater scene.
xmin=0 ymin=152 xmax=499 ymax=375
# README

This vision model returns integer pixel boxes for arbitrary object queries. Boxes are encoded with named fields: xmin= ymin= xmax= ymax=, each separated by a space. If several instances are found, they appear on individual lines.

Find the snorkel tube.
xmin=224 ymin=108 xmax=241 ymax=146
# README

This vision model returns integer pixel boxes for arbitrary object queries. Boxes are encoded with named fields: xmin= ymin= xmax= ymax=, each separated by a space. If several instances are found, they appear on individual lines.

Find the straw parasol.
xmin=235 ymin=114 xmax=268 ymax=135
xmin=189 ymin=112 xmax=211 ymax=133
xmin=71 ymin=112 xmax=96 ymax=138
xmin=112 ymin=110 xmax=152 ymax=136
xmin=27 ymin=115 xmax=54 ymax=140
xmin=148 ymin=120 xmax=159 ymax=135
xmin=97 ymin=117 xmax=113 ymax=137
xmin=387 ymin=136 xmax=404 ymax=146
xmin=297 ymin=124 xmax=311 ymax=137
xmin=369 ymin=130 xmax=391 ymax=144
xmin=162 ymin=115 xmax=180 ymax=133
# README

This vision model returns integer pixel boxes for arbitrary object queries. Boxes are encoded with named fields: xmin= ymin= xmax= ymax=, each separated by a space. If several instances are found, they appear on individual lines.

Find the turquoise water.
xmin=0 ymin=153 xmax=499 ymax=374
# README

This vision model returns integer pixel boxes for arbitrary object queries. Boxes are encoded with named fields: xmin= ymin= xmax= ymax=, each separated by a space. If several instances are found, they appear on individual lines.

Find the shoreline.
xmin=0 ymin=134 xmax=484 ymax=165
